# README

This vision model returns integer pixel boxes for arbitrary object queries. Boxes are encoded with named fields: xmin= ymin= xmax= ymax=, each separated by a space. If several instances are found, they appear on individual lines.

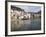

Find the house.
xmin=33 ymin=11 xmax=41 ymax=18
xmin=11 ymin=5 xmax=41 ymax=20
xmin=11 ymin=5 xmax=25 ymax=19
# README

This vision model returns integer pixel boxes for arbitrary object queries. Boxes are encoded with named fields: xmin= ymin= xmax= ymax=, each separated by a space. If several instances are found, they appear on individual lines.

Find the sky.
xmin=13 ymin=5 xmax=41 ymax=13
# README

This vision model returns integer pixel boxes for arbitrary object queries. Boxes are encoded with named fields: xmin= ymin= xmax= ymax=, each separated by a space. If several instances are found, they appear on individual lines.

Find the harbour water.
xmin=11 ymin=18 xmax=41 ymax=31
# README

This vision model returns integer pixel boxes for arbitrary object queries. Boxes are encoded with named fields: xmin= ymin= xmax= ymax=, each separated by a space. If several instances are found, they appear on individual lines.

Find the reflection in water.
xmin=11 ymin=18 xmax=41 ymax=31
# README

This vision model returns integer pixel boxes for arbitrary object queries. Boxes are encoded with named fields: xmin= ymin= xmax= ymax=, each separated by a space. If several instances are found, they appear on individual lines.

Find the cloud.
xmin=12 ymin=5 xmax=41 ymax=13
